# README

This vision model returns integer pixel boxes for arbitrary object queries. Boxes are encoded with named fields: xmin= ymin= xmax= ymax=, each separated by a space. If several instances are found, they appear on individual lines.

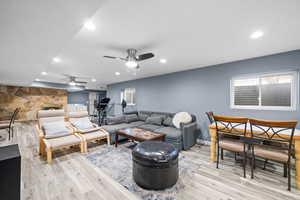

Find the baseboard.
xmin=196 ymin=139 xmax=211 ymax=146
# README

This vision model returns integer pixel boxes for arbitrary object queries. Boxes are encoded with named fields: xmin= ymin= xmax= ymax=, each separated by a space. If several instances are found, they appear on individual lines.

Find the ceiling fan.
xmin=103 ymin=49 xmax=154 ymax=69
xmin=40 ymin=74 xmax=89 ymax=86
xmin=64 ymin=74 xmax=88 ymax=86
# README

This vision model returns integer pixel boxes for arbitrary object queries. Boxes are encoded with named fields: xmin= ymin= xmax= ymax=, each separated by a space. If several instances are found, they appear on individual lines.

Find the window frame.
xmin=120 ymin=88 xmax=136 ymax=106
xmin=230 ymin=71 xmax=298 ymax=111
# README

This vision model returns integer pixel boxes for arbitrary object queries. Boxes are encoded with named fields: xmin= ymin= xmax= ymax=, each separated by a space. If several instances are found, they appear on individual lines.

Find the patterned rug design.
xmin=86 ymin=145 xmax=201 ymax=200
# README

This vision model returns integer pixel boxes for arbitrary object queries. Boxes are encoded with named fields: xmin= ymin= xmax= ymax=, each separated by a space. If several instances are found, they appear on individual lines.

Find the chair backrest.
xmin=249 ymin=118 xmax=297 ymax=146
xmin=67 ymin=111 xmax=90 ymax=124
xmin=9 ymin=108 xmax=20 ymax=127
xmin=205 ymin=111 xmax=214 ymax=124
xmin=37 ymin=109 xmax=65 ymax=128
xmin=213 ymin=114 xmax=248 ymax=137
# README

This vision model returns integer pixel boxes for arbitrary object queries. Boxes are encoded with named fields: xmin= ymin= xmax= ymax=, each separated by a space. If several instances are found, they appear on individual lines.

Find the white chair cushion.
xmin=43 ymin=121 xmax=72 ymax=139
xmin=172 ymin=112 xmax=192 ymax=129
xmin=82 ymin=131 xmax=107 ymax=140
xmin=46 ymin=135 xmax=81 ymax=149
xmin=72 ymin=117 xmax=94 ymax=130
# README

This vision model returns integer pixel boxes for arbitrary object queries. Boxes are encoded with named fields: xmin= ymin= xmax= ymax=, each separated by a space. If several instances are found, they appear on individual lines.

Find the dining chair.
xmin=205 ymin=111 xmax=214 ymax=124
xmin=213 ymin=114 xmax=249 ymax=177
xmin=0 ymin=108 xmax=20 ymax=140
xmin=249 ymin=118 xmax=297 ymax=191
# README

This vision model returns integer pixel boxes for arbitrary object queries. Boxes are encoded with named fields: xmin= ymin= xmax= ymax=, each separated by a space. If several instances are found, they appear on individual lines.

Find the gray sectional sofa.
xmin=101 ymin=111 xmax=198 ymax=150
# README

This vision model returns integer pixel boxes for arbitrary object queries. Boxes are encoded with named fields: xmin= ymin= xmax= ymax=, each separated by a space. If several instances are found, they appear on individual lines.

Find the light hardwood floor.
xmin=1 ymin=122 xmax=300 ymax=200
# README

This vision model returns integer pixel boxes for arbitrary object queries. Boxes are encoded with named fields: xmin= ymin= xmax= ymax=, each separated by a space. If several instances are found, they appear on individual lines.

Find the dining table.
xmin=209 ymin=123 xmax=300 ymax=190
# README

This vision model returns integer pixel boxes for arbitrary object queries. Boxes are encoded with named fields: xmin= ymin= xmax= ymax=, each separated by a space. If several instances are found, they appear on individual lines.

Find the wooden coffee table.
xmin=115 ymin=127 xmax=165 ymax=147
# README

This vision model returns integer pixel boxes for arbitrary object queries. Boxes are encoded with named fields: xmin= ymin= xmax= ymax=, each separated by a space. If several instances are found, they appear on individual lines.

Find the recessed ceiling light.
xmin=41 ymin=71 xmax=47 ymax=75
xmin=35 ymin=78 xmax=40 ymax=81
xmin=250 ymin=30 xmax=264 ymax=39
xmin=91 ymin=78 xmax=96 ymax=82
xmin=160 ymin=58 xmax=167 ymax=64
xmin=52 ymin=57 xmax=61 ymax=63
xmin=84 ymin=20 xmax=96 ymax=31
xmin=115 ymin=72 xmax=120 ymax=76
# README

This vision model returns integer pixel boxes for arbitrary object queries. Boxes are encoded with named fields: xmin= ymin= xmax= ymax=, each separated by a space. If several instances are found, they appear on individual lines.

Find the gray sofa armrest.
xmin=180 ymin=122 xmax=197 ymax=150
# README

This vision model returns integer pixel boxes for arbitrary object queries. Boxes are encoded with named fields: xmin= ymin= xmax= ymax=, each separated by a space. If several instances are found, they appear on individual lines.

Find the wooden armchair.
xmin=67 ymin=110 xmax=110 ymax=152
xmin=37 ymin=109 xmax=85 ymax=164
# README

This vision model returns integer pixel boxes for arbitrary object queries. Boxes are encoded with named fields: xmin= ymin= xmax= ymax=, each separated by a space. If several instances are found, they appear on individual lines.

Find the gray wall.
xmin=107 ymin=50 xmax=300 ymax=140
xmin=68 ymin=90 xmax=107 ymax=105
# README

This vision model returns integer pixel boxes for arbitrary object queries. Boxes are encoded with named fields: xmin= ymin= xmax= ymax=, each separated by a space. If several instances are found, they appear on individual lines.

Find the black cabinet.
xmin=0 ymin=144 xmax=21 ymax=200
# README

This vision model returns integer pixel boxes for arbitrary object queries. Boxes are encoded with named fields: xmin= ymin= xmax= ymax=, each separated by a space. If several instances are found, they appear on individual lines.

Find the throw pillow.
xmin=43 ymin=121 xmax=70 ymax=139
xmin=106 ymin=115 xmax=125 ymax=125
xmin=125 ymin=114 xmax=139 ymax=123
xmin=172 ymin=112 xmax=192 ymax=129
xmin=163 ymin=116 xmax=175 ymax=127
xmin=146 ymin=116 xmax=163 ymax=126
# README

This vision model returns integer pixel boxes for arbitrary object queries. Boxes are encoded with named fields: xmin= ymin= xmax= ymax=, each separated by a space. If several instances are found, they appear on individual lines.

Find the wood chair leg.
xmin=284 ymin=163 xmax=287 ymax=178
xmin=216 ymin=144 xmax=220 ymax=169
xmin=287 ymin=161 xmax=291 ymax=191
xmin=80 ymin=142 xmax=86 ymax=153
xmin=243 ymin=150 xmax=247 ymax=178
xmin=221 ymin=148 xmax=224 ymax=160
xmin=107 ymin=135 xmax=111 ymax=146
xmin=85 ymin=142 xmax=88 ymax=153
xmin=47 ymin=148 xmax=52 ymax=164
xmin=263 ymin=159 xmax=268 ymax=170
xmin=39 ymin=140 xmax=46 ymax=157
xmin=251 ymin=146 xmax=254 ymax=179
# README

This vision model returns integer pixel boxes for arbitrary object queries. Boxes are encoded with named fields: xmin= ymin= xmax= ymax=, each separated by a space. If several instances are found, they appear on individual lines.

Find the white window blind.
xmin=121 ymin=88 xmax=136 ymax=105
xmin=231 ymin=72 xmax=297 ymax=110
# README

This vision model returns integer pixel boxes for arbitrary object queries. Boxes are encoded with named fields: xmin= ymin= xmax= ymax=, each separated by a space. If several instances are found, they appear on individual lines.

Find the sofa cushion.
xmin=172 ymin=112 xmax=192 ymax=129
xmin=156 ymin=127 xmax=182 ymax=139
xmin=128 ymin=121 xmax=145 ymax=127
xmin=43 ymin=122 xmax=72 ymax=139
xmin=151 ymin=113 xmax=167 ymax=119
xmin=163 ymin=116 xmax=175 ymax=127
xmin=145 ymin=116 xmax=163 ymax=126
xmin=106 ymin=115 xmax=125 ymax=125
xmin=138 ymin=114 xmax=149 ymax=121
xmin=137 ymin=124 xmax=161 ymax=131
xmin=101 ymin=123 xmax=132 ymax=134
xmin=125 ymin=114 xmax=139 ymax=123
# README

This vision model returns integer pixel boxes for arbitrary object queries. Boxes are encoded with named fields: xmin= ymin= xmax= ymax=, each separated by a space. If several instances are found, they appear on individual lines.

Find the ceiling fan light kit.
xmin=104 ymin=48 xmax=154 ymax=72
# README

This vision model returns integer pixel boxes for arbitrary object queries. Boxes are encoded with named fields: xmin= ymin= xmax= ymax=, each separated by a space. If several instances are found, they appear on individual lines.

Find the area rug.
xmin=85 ymin=144 xmax=201 ymax=200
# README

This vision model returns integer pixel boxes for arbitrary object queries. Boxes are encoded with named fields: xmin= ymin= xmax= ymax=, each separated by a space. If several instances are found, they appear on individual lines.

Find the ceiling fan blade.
xmin=137 ymin=53 xmax=154 ymax=61
xmin=75 ymin=81 xmax=88 ymax=84
xmin=103 ymin=56 xmax=126 ymax=61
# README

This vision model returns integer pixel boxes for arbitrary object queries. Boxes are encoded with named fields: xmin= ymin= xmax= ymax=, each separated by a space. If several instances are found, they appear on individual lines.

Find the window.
xmin=121 ymin=88 xmax=136 ymax=105
xmin=231 ymin=72 xmax=298 ymax=110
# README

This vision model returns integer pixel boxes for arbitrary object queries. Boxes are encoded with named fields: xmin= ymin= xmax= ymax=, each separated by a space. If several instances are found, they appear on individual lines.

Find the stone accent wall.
xmin=0 ymin=85 xmax=67 ymax=121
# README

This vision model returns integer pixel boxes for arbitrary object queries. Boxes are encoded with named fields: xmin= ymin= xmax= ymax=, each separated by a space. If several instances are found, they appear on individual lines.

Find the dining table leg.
xmin=209 ymin=128 xmax=217 ymax=162
xmin=295 ymin=139 xmax=300 ymax=189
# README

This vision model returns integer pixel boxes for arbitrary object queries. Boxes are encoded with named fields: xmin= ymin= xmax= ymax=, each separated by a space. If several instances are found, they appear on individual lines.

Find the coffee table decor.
xmin=115 ymin=127 xmax=165 ymax=147
xmin=132 ymin=141 xmax=179 ymax=190
xmin=86 ymin=144 xmax=202 ymax=200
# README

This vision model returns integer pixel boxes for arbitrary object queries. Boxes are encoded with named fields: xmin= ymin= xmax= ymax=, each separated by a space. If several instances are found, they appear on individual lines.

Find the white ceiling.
xmin=1 ymin=0 xmax=300 ymax=89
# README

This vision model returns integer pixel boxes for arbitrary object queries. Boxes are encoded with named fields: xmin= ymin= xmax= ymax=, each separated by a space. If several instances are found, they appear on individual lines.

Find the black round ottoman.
xmin=132 ymin=141 xmax=179 ymax=190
